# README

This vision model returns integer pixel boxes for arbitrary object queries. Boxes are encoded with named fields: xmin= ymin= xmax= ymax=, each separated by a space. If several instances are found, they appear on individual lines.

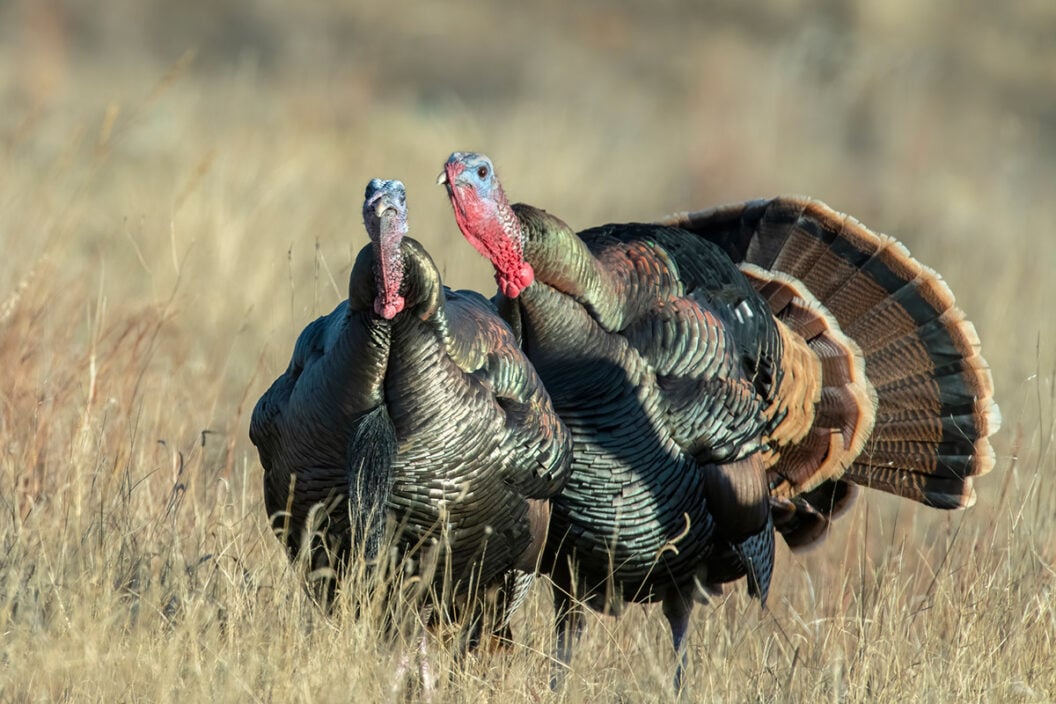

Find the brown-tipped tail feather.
xmin=661 ymin=196 xmax=999 ymax=515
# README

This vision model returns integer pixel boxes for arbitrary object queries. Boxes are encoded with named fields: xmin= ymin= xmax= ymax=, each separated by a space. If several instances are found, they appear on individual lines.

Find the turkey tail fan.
xmin=346 ymin=404 xmax=398 ymax=560
xmin=741 ymin=264 xmax=875 ymax=551
xmin=742 ymin=266 xmax=876 ymax=501
xmin=661 ymin=197 xmax=1000 ymax=510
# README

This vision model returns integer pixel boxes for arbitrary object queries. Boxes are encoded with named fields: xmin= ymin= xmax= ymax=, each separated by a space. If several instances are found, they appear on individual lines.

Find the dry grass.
xmin=1 ymin=1 xmax=1054 ymax=701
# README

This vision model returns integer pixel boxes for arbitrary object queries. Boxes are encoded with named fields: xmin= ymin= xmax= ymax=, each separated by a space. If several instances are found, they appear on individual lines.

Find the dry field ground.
xmin=1 ymin=1 xmax=1054 ymax=701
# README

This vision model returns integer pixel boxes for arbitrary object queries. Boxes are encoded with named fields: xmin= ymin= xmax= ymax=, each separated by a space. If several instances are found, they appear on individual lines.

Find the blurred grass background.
xmin=1 ymin=1 xmax=1054 ymax=701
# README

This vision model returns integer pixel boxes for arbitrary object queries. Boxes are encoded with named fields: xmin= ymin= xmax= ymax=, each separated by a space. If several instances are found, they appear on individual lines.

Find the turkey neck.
xmin=511 ymin=204 xmax=624 ymax=332
xmin=348 ymin=236 xmax=451 ymax=374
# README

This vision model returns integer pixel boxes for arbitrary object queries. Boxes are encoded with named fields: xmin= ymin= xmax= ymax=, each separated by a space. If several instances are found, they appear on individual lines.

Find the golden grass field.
xmin=2 ymin=1 xmax=1055 ymax=701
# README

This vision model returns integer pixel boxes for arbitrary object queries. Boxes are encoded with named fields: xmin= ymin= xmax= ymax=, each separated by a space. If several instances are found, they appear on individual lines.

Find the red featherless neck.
xmin=445 ymin=162 xmax=534 ymax=298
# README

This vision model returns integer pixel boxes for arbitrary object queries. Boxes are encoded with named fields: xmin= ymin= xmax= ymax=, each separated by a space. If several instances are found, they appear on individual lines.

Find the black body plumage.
xmin=442 ymin=152 xmax=997 ymax=693
xmin=502 ymin=212 xmax=781 ymax=610
xmin=250 ymin=233 xmax=571 ymax=615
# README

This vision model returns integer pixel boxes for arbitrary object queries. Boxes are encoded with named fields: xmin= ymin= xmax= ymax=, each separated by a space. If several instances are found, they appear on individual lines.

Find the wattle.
xmin=498 ymin=262 xmax=534 ymax=299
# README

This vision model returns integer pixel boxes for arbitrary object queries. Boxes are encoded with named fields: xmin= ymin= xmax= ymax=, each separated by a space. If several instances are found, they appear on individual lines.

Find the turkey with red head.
xmin=250 ymin=178 xmax=572 ymax=651
xmin=440 ymin=152 xmax=999 ymax=691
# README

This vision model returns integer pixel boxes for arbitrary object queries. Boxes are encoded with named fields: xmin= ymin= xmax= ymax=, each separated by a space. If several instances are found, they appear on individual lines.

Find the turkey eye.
xmin=477 ymin=165 xmax=489 ymax=179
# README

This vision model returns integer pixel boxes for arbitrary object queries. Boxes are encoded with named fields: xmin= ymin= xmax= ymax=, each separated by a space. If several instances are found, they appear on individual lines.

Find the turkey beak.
xmin=437 ymin=159 xmax=463 ymax=195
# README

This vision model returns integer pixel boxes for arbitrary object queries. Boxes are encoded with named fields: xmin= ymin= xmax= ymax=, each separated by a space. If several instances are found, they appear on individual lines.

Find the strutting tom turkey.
xmin=440 ymin=152 xmax=999 ymax=690
xmin=250 ymin=179 xmax=572 ymax=648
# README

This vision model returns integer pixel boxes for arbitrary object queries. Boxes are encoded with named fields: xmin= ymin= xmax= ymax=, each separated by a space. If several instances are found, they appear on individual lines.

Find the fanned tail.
xmin=743 ymin=265 xmax=874 ymax=551
xmin=662 ymin=197 xmax=1000 ymax=518
xmin=745 ymin=268 xmax=876 ymax=496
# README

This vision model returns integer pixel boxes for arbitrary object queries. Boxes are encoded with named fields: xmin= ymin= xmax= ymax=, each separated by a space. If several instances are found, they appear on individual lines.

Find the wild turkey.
xmin=440 ymin=152 xmax=999 ymax=689
xmin=250 ymin=179 xmax=572 ymax=648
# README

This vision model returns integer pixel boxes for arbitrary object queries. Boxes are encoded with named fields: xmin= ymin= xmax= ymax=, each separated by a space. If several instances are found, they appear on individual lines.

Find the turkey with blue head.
xmin=440 ymin=152 xmax=999 ymax=691
xmin=250 ymin=178 xmax=572 ymax=653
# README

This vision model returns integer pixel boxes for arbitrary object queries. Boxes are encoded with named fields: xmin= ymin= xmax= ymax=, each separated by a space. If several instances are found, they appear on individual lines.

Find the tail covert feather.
xmin=661 ymin=197 xmax=999 ymax=510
